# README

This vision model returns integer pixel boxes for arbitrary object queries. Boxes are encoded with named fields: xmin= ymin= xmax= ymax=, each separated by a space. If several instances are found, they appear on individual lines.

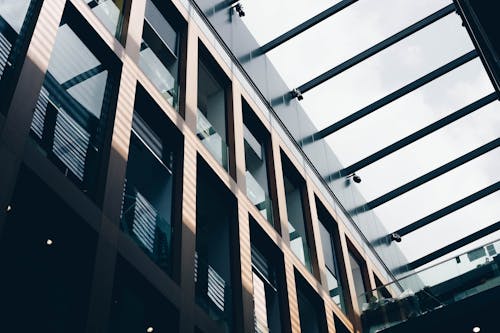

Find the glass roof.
xmin=241 ymin=0 xmax=500 ymax=268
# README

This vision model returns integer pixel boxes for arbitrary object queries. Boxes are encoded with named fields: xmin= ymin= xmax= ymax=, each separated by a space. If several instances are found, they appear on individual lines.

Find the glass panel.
xmin=29 ymin=16 xmax=117 ymax=198
xmin=139 ymin=0 xmax=180 ymax=108
xmin=349 ymin=252 xmax=369 ymax=313
xmin=0 ymin=0 xmax=37 ymax=115
xmin=110 ymin=257 xmax=179 ymax=333
xmin=84 ymin=0 xmax=128 ymax=40
xmin=197 ymin=60 xmax=229 ymax=170
xmin=120 ymin=112 xmax=175 ymax=275
xmin=361 ymin=238 xmax=500 ymax=333
xmin=283 ymin=173 xmax=312 ymax=272
xmin=244 ymin=123 xmax=273 ymax=224
xmin=318 ymin=221 xmax=346 ymax=312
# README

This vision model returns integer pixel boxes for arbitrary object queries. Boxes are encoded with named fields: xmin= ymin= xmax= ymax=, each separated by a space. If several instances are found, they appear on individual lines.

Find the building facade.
xmin=1 ymin=1 xmax=499 ymax=333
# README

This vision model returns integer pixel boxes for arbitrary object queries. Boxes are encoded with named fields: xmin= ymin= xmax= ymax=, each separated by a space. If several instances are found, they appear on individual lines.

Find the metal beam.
xmin=339 ymin=93 xmax=497 ymax=177
xmin=313 ymin=50 xmax=478 ymax=140
xmin=258 ymin=0 xmax=358 ymax=55
xmin=60 ymin=64 xmax=106 ymax=90
xmin=408 ymin=220 xmax=500 ymax=270
xmin=292 ymin=4 xmax=456 ymax=97
xmin=366 ymin=138 xmax=500 ymax=209
xmin=395 ymin=180 xmax=500 ymax=237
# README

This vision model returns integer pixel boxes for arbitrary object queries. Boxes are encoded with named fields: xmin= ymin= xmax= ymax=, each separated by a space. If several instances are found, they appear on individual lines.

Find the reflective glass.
xmin=84 ymin=0 xmax=128 ymax=40
xmin=30 ymin=14 xmax=118 ymax=198
xmin=120 ymin=112 xmax=176 ymax=275
xmin=140 ymin=0 xmax=180 ymax=108
xmin=349 ymin=252 xmax=369 ymax=312
xmin=197 ymin=60 xmax=229 ymax=170
xmin=0 ymin=0 xmax=38 ymax=115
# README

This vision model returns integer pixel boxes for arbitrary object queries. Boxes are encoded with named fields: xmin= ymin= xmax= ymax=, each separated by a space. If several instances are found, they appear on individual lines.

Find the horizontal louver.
xmin=0 ymin=32 xmax=12 ymax=79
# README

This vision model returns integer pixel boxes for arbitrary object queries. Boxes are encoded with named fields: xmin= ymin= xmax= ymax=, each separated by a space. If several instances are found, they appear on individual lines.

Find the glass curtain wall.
xmin=349 ymin=251 xmax=370 ymax=313
xmin=139 ymin=0 xmax=182 ymax=108
xmin=120 ymin=91 xmax=181 ymax=276
xmin=197 ymin=56 xmax=229 ymax=171
xmin=29 ymin=6 xmax=119 ymax=199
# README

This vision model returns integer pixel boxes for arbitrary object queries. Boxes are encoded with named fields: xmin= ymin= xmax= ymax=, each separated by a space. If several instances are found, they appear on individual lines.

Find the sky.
xmin=240 ymin=0 xmax=500 ymax=268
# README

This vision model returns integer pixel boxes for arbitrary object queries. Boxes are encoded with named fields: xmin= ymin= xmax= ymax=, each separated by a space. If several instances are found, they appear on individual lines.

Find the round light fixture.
xmin=6 ymin=205 xmax=12 ymax=212
xmin=472 ymin=327 xmax=481 ymax=333
xmin=146 ymin=327 xmax=154 ymax=333
xmin=46 ymin=239 xmax=53 ymax=246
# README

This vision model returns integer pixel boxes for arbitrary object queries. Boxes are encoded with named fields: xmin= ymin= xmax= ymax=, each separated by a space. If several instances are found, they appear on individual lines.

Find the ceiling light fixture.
xmin=146 ymin=327 xmax=154 ymax=333
xmin=6 ymin=205 xmax=12 ymax=212
xmin=472 ymin=327 xmax=481 ymax=333
xmin=46 ymin=239 xmax=53 ymax=246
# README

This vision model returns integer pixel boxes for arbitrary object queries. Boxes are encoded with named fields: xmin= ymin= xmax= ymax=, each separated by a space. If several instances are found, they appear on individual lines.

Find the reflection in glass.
xmin=318 ymin=220 xmax=346 ymax=312
xmin=349 ymin=252 xmax=369 ymax=312
xmin=244 ymin=123 xmax=273 ymax=225
xmin=30 ymin=19 xmax=117 ymax=197
xmin=197 ymin=60 xmax=229 ymax=170
xmin=121 ymin=112 xmax=175 ymax=275
xmin=0 ymin=0 xmax=36 ymax=115
xmin=283 ymin=172 xmax=312 ymax=272
xmin=84 ymin=0 xmax=128 ymax=40
xmin=139 ymin=0 xmax=180 ymax=108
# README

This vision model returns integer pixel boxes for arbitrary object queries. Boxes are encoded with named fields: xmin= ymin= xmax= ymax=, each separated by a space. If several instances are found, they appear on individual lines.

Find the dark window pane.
xmin=120 ymin=110 xmax=176 ymax=275
xmin=109 ymin=257 xmax=179 ymax=333
xmin=0 ymin=167 xmax=97 ymax=332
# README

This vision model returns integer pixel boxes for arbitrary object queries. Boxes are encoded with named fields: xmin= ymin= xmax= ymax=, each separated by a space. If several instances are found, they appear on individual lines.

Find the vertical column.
xmin=270 ymin=132 xmax=290 ymax=243
xmin=0 ymin=0 xmax=66 ymax=233
xmin=85 ymin=56 xmax=138 ymax=333
xmin=324 ymin=301 xmax=338 ymax=333
xmin=183 ymin=19 xmax=199 ymax=131
xmin=124 ymin=0 xmax=147 ymax=63
xmin=178 ymin=138 xmax=198 ymax=333
xmin=284 ymin=255 xmax=301 ymax=333
xmin=231 ymin=81 xmax=246 ymax=189
xmin=237 ymin=201 xmax=255 ymax=333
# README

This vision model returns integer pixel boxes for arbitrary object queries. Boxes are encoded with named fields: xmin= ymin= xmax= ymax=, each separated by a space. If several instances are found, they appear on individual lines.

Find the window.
xmin=197 ymin=45 xmax=232 ymax=172
xmin=139 ymin=0 xmax=184 ymax=109
xmin=120 ymin=87 xmax=183 ymax=276
xmin=318 ymin=217 xmax=348 ymax=313
xmin=0 ymin=0 xmax=41 ymax=115
xmin=0 ymin=167 xmax=97 ymax=332
xmin=109 ymin=257 xmax=179 ymax=333
xmin=296 ymin=271 xmax=328 ymax=333
xmin=316 ymin=199 xmax=349 ymax=314
xmin=282 ymin=153 xmax=314 ymax=272
xmin=250 ymin=218 xmax=288 ymax=333
xmin=348 ymin=249 xmax=371 ymax=313
xmin=30 ymin=5 xmax=120 ymax=200
xmin=243 ymin=100 xmax=277 ymax=227
xmin=195 ymin=159 xmax=238 ymax=331
xmin=83 ymin=0 xmax=130 ymax=41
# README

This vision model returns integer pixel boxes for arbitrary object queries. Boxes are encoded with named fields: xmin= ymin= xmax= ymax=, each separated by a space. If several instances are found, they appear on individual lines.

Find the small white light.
xmin=46 ymin=239 xmax=53 ymax=246
xmin=6 ymin=205 xmax=12 ymax=212
xmin=146 ymin=327 xmax=154 ymax=333
xmin=473 ymin=327 xmax=481 ymax=333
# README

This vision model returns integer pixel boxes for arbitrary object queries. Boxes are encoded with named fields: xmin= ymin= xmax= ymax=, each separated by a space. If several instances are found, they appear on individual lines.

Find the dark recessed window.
xmin=83 ymin=0 xmax=131 ymax=42
xmin=139 ymin=0 xmax=184 ymax=109
xmin=29 ymin=4 xmax=120 ymax=200
xmin=195 ymin=159 xmax=238 ymax=332
xmin=109 ymin=257 xmax=179 ymax=333
xmin=243 ymin=100 xmax=277 ymax=227
xmin=120 ymin=87 xmax=183 ymax=277
xmin=197 ymin=45 xmax=232 ymax=172
xmin=0 ymin=167 xmax=97 ymax=332
xmin=296 ymin=271 xmax=328 ymax=333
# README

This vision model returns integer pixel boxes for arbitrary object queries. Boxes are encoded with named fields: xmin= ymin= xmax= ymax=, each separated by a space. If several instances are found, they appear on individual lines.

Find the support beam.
xmin=365 ymin=138 xmax=500 ymax=209
xmin=292 ymin=4 xmax=455 ymax=97
xmin=339 ymin=92 xmax=497 ymax=177
xmin=312 ymin=50 xmax=478 ymax=140
xmin=258 ymin=0 xmax=358 ymax=55
xmin=395 ymin=180 xmax=500 ymax=237
xmin=60 ymin=64 xmax=106 ymax=90
xmin=408 ymin=220 xmax=500 ymax=270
